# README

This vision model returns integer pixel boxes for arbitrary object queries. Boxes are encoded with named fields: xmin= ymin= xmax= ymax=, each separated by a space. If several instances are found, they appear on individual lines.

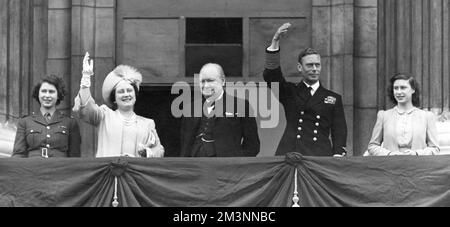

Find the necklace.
xmin=122 ymin=112 xmax=137 ymax=126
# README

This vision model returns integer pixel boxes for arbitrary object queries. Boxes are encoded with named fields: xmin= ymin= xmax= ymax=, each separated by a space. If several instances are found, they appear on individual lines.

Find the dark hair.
xmin=109 ymin=82 xmax=139 ymax=110
xmin=32 ymin=75 xmax=67 ymax=106
xmin=388 ymin=73 xmax=421 ymax=107
xmin=298 ymin=47 xmax=320 ymax=64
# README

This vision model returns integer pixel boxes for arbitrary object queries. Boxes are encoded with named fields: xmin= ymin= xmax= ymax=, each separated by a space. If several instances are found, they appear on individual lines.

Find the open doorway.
xmin=135 ymin=86 xmax=181 ymax=157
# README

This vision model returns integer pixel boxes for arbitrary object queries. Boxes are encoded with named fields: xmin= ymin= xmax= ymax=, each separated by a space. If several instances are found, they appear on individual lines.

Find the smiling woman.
xmin=73 ymin=53 xmax=165 ymax=158
xmin=367 ymin=73 xmax=440 ymax=156
xmin=11 ymin=75 xmax=81 ymax=158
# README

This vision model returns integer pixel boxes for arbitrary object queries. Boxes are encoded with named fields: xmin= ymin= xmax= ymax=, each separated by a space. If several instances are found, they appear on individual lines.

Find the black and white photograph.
xmin=0 ymin=0 xmax=450 ymax=212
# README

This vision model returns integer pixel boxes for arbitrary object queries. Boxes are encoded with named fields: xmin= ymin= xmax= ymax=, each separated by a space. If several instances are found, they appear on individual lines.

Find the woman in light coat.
xmin=367 ymin=73 xmax=439 ymax=156
xmin=73 ymin=53 xmax=164 ymax=158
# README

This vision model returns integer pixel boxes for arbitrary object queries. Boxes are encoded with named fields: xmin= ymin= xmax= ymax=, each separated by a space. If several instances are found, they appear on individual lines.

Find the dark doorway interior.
xmin=135 ymin=86 xmax=181 ymax=157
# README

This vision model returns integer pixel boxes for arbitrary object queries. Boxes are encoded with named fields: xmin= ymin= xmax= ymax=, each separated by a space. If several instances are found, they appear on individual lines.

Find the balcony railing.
xmin=1 ymin=154 xmax=450 ymax=207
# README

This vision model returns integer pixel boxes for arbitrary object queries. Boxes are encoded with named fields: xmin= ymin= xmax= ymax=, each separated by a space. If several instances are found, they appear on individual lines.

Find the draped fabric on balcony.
xmin=1 ymin=154 xmax=450 ymax=207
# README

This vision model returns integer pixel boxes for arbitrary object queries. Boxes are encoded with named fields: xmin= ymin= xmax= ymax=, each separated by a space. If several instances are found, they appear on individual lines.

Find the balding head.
xmin=199 ymin=63 xmax=225 ymax=80
xmin=198 ymin=63 xmax=225 ymax=100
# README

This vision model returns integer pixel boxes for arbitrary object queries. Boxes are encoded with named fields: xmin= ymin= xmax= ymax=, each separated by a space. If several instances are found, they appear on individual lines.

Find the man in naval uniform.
xmin=264 ymin=23 xmax=347 ymax=157
xmin=180 ymin=63 xmax=260 ymax=157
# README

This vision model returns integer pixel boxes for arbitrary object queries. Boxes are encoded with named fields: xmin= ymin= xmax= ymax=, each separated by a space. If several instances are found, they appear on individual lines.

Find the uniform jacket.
xmin=180 ymin=94 xmax=260 ymax=157
xmin=12 ymin=111 xmax=81 ymax=158
xmin=368 ymin=108 xmax=440 ymax=156
xmin=264 ymin=49 xmax=347 ymax=156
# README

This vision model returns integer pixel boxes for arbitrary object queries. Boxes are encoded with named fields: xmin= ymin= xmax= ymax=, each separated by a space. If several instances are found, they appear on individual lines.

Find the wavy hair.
xmin=32 ymin=75 xmax=67 ymax=106
xmin=388 ymin=73 xmax=421 ymax=107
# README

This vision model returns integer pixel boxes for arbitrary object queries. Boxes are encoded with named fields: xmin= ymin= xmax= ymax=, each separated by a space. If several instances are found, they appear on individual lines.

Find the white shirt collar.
xmin=303 ymin=81 xmax=320 ymax=94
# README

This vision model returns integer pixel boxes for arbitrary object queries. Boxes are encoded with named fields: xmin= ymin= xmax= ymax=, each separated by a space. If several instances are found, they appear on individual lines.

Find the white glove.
xmin=80 ymin=52 xmax=94 ymax=88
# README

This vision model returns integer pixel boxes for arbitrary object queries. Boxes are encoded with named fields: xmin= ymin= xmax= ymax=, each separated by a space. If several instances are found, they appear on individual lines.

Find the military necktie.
xmin=44 ymin=112 xmax=52 ymax=123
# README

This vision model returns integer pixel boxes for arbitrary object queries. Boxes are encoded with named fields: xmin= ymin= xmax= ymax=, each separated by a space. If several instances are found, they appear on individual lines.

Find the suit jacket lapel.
xmin=32 ymin=112 xmax=47 ymax=125
xmin=48 ymin=111 xmax=63 ymax=125
xmin=214 ymin=94 xmax=230 ymax=118
xmin=296 ymin=82 xmax=311 ymax=104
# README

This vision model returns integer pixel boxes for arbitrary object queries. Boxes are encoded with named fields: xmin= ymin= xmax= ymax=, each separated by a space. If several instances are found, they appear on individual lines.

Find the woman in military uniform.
xmin=12 ymin=75 xmax=81 ymax=158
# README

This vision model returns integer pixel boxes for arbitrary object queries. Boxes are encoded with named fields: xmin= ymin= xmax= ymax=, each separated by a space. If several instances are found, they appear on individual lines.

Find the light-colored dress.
xmin=78 ymin=97 xmax=164 ymax=158
xmin=368 ymin=107 xmax=440 ymax=156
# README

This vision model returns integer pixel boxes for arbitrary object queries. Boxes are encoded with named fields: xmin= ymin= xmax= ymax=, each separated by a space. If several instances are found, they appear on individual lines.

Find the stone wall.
xmin=3 ymin=0 xmax=449 ymax=156
xmin=313 ymin=0 xmax=357 ymax=155
xmin=354 ymin=0 xmax=378 ymax=156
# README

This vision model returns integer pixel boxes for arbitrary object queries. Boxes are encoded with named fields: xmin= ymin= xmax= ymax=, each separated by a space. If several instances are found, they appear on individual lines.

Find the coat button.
xmin=315 ymin=123 xmax=320 ymax=127
xmin=300 ymin=111 xmax=305 ymax=115
xmin=313 ymin=137 xmax=317 ymax=141
xmin=62 ymin=131 xmax=66 ymax=134
xmin=314 ymin=130 xmax=318 ymax=134
xmin=316 ymin=115 xmax=321 ymax=119
xmin=299 ymin=119 xmax=303 ymax=123
xmin=47 ymin=126 xmax=50 ymax=130
xmin=47 ymin=135 xmax=51 ymax=138
xmin=30 ymin=130 xmax=34 ymax=133
xmin=46 ymin=144 xmax=50 ymax=148
xmin=297 ymin=135 xmax=301 ymax=139
xmin=298 ymin=127 xmax=302 ymax=131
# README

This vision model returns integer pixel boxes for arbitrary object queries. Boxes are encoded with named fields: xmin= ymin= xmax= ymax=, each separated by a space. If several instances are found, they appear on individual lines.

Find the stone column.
xmin=71 ymin=0 xmax=116 ymax=157
xmin=379 ymin=0 xmax=450 ymax=115
xmin=312 ymin=0 xmax=354 ymax=155
xmin=354 ymin=0 xmax=377 ymax=156
xmin=0 ymin=0 xmax=34 ymax=122
xmin=48 ymin=0 xmax=72 ymax=110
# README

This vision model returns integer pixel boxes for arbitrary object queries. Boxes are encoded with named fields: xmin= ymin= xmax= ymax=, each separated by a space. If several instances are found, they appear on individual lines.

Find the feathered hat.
xmin=102 ymin=65 xmax=143 ymax=107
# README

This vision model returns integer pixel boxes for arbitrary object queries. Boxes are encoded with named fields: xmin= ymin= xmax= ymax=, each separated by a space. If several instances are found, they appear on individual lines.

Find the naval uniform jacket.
xmin=180 ymin=94 xmax=260 ymax=157
xmin=263 ymin=49 xmax=347 ymax=156
xmin=12 ymin=111 xmax=81 ymax=158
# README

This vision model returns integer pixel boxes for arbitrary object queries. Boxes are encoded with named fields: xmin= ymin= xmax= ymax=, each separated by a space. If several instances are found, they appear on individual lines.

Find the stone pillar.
xmin=354 ymin=0 xmax=377 ymax=156
xmin=0 ymin=0 xmax=34 ymax=122
xmin=48 ymin=0 xmax=72 ymax=111
xmin=32 ymin=0 xmax=48 ymax=112
xmin=379 ymin=0 xmax=450 ymax=115
xmin=0 ymin=0 xmax=7 ymax=122
xmin=71 ymin=0 xmax=116 ymax=157
xmin=313 ymin=0 xmax=354 ymax=155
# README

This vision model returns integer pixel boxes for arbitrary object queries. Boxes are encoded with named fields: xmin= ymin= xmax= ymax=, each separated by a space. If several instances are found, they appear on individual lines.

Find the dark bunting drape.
xmin=1 ymin=154 xmax=450 ymax=207
xmin=292 ymin=154 xmax=450 ymax=206
xmin=0 ymin=157 xmax=293 ymax=207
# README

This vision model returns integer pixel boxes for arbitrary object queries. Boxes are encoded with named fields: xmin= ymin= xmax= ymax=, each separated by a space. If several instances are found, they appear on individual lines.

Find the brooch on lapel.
xmin=324 ymin=96 xmax=337 ymax=105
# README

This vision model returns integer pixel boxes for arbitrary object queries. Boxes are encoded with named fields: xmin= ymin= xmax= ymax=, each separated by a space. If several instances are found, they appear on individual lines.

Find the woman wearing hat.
xmin=73 ymin=53 xmax=164 ymax=158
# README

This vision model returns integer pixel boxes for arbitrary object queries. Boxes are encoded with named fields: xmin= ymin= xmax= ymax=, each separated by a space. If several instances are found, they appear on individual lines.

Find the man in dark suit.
xmin=180 ymin=63 xmax=260 ymax=157
xmin=264 ymin=23 xmax=347 ymax=157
